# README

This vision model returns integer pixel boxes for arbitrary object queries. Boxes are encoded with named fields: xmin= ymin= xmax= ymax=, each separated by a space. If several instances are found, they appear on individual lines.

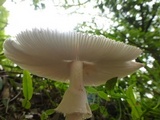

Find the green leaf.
xmin=90 ymin=103 xmax=99 ymax=111
xmin=87 ymin=87 xmax=109 ymax=100
xmin=22 ymin=99 xmax=31 ymax=109
xmin=99 ymin=106 xmax=108 ymax=117
xmin=0 ymin=0 xmax=5 ymax=6
xmin=33 ymin=0 xmax=39 ymax=4
xmin=45 ymin=109 xmax=55 ymax=115
xmin=126 ymin=84 xmax=142 ymax=119
xmin=41 ymin=112 xmax=48 ymax=120
xmin=98 ymin=91 xmax=109 ymax=100
xmin=23 ymin=70 xmax=33 ymax=100
xmin=86 ymin=87 xmax=97 ymax=93
xmin=105 ymin=77 xmax=118 ymax=91
xmin=153 ymin=98 xmax=160 ymax=109
xmin=40 ymin=109 xmax=54 ymax=120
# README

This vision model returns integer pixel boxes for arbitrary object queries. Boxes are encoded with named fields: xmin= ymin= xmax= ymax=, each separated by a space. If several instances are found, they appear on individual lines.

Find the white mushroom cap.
xmin=3 ymin=28 xmax=143 ymax=86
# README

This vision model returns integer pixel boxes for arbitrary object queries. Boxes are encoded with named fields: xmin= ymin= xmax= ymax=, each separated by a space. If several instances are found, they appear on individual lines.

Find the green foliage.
xmin=87 ymin=87 xmax=109 ymax=101
xmin=40 ymin=109 xmax=55 ymax=120
xmin=22 ymin=70 xmax=33 ymax=109
xmin=32 ymin=0 xmax=45 ymax=9
xmin=0 ymin=0 xmax=5 ymax=6
xmin=22 ymin=99 xmax=31 ymax=109
xmin=105 ymin=77 xmax=118 ymax=91
xmin=23 ymin=70 xmax=33 ymax=100
xmin=0 ymin=1 xmax=8 ymax=53
xmin=126 ymin=84 xmax=143 ymax=119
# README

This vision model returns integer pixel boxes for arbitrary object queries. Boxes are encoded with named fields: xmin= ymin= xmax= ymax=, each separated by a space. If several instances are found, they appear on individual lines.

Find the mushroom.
xmin=3 ymin=29 xmax=143 ymax=120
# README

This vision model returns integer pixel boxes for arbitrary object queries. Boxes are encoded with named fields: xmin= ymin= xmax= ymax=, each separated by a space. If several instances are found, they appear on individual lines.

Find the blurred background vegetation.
xmin=0 ymin=0 xmax=160 ymax=120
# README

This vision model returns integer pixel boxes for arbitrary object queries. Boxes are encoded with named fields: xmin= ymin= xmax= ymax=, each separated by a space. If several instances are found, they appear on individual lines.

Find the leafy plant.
xmin=22 ymin=70 xmax=33 ymax=109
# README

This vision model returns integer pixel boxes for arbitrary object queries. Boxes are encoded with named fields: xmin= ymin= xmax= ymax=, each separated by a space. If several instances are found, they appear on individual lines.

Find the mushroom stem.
xmin=66 ymin=113 xmax=83 ymax=120
xmin=70 ymin=60 xmax=84 ymax=91
xmin=55 ymin=61 xmax=92 ymax=119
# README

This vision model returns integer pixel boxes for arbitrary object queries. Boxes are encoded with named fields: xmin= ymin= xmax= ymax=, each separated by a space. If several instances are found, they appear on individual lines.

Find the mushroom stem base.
xmin=55 ymin=87 xmax=91 ymax=119
xmin=55 ymin=61 xmax=92 ymax=119
xmin=65 ymin=113 xmax=83 ymax=120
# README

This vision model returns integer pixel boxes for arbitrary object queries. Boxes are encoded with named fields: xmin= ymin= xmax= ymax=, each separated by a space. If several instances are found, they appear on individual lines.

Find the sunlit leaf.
xmin=23 ymin=70 xmax=33 ymax=100
xmin=98 ymin=91 xmax=109 ymax=100
xmin=0 ymin=0 xmax=5 ymax=6
xmin=126 ymin=84 xmax=142 ymax=119
xmin=86 ymin=87 xmax=97 ymax=93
